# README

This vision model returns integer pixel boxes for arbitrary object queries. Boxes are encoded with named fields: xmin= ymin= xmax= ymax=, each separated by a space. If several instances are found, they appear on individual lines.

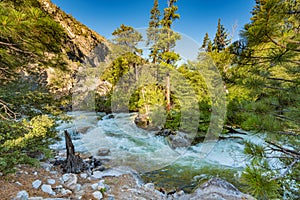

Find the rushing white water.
xmin=53 ymin=111 xmax=261 ymax=173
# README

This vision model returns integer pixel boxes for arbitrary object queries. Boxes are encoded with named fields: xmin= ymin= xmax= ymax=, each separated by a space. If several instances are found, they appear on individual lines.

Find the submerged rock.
xmin=97 ymin=148 xmax=110 ymax=156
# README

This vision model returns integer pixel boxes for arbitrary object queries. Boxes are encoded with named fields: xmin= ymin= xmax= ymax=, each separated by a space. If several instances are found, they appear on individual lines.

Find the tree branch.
xmin=0 ymin=99 xmax=16 ymax=120
xmin=271 ymin=158 xmax=299 ymax=180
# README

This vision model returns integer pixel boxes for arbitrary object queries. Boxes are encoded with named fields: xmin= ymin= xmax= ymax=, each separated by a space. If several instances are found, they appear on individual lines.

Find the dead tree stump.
xmin=64 ymin=130 xmax=85 ymax=173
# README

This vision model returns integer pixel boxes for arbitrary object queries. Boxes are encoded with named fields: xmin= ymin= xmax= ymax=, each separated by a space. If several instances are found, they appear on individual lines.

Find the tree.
xmin=111 ymin=24 xmax=143 ymax=81
xmin=231 ymin=0 xmax=300 ymax=198
xmin=213 ymin=19 xmax=229 ymax=52
xmin=147 ymin=0 xmax=161 ymax=64
xmin=159 ymin=0 xmax=181 ymax=111
xmin=201 ymin=32 xmax=210 ymax=49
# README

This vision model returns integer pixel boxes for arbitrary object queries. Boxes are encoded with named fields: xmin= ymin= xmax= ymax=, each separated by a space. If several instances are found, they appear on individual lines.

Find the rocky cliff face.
xmin=38 ymin=0 xmax=109 ymax=64
xmin=35 ymin=0 xmax=110 ymax=97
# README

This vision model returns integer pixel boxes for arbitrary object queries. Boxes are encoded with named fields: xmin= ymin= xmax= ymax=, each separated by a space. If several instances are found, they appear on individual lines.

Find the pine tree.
xmin=232 ymin=0 xmax=300 ymax=198
xmin=213 ymin=19 xmax=229 ymax=52
xmin=111 ymin=24 xmax=144 ymax=81
xmin=147 ymin=0 xmax=161 ymax=64
xmin=158 ymin=0 xmax=181 ymax=65
xmin=201 ymin=32 xmax=210 ymax=49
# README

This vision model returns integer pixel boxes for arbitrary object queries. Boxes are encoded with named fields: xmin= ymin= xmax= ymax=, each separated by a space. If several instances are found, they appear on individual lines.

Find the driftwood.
xmin=64 ymin=130 xmax=85 ymax=173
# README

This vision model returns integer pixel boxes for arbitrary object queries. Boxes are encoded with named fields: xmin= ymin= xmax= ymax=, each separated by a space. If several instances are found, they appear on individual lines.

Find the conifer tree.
xmin=213 ymin=19 xmax=229 ymax=52
xmin=111 ymin=24 xmax=143 ymax=81
xmin=232 ymin=0 xmax=300 ymax=198
xmin=201 ymin=32 xmax=210 ymax=49
xmin=147 ymin=0 xmax=161 ymax=64
xmin=158 ymin=0 xmax=181 ymax=65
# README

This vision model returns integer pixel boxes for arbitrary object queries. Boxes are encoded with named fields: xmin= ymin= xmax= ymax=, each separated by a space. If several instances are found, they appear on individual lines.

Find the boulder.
xmin=189 ymin=178 xmax=255 ymax=200
xmin=134 ymin=114 xmax=150 ymax=129
xmin=167 ymin=132 xmax=191 ymax=148
xmin=62 ymin=173 xmax=78 ymax=189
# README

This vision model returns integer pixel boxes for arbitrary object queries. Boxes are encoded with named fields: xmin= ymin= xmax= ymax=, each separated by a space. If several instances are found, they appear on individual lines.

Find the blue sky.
xmin=52 ymin=0 xmax=255 ymax=43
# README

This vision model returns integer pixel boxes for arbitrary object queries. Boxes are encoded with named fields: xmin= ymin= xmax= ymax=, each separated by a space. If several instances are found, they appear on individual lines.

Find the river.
xmin=52 ymin=111 xmax=261 ymax=192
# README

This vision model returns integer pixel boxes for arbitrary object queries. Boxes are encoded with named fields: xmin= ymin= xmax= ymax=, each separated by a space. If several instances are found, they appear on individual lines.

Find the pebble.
xmin=80 ymin=173 xmax=88 ymax=179
xmin=41 ymin=184 xmax=56 ymax=196
xmin=15 ymin=190 xmax=29 ymax=200
xmin=15 ymin=181 xmax=23 ymax=186
xmin=47 ymin=179 xmax=56 ymax=185
xmin=92 ymin=191 xmax=103 ymax=200
xmin=61 ymin=188 xmax=72 ymax=195
xmin=32 ymin=180 xmax=42 ymax=189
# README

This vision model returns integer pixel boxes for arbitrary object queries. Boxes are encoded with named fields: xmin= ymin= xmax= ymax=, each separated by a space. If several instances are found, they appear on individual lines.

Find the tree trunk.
xmin=64 ymin=130 xmax=85 ymax=173
xmin=166 ymin=73 xmax=171 ymax=112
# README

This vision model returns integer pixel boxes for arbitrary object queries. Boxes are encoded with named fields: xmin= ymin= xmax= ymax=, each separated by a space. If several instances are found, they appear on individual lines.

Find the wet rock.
xmin=41 ymin=184 xmax=56 ymax=196
xmin=156 ymin=129 xmax=176 ymax=137
xmin=15 ymin=190 xmax=29 ymax=200
xmin=134 ymin=114 xmax=150 ymax=129
xmin=97 ymin=148 xmax=110 ymax=156
xmin=167 ymin=132 xmax=191 ymax=148
xmin=76 ymin=126 xmax=91 ymax=134
xmin=32 ymin=180 xmax=42 ymax=189
xmin=92 ymin=191 xmax=103 ymax=199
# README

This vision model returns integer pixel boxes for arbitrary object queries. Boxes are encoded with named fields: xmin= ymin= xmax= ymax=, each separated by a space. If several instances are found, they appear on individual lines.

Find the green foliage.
xmin=0 ymin=115 xmax=58 ymax=175
xmin=241 ymin=165 xmax=280 ymax=199
xmin=213 ymin=19 xmax=230 ymax=52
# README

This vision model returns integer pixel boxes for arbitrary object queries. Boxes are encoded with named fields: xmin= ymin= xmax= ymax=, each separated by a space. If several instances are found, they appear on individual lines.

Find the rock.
xmin=40 ymin=162 xmax=53 ymax=171
xmin=134 ymin=114 xmax=149 ymax=129
xmin=15 ymin=190 xmax=29 ymax=200
xmin=167 ymin=132 xmax=191 ymax=148
xmin=28 ymin=197 xmax=43 ymax=200
xmin=41 ymin=184 xmax=56 ymax=196
xmin=61 ymin=189 xmax=72 ymax=195
xmin=144 ymin=183 xmax=155 ymax=190
xmin=32 ymin=180 xmax=42 ymax=189
xmin=91 ymin=183 xmax=99 ymax=190
xmin=15 ymin=181 xmax=23 ymax=186
xmin=76 ymin=126 xmax=91 ymax=134
xmin=92 ymin=191 xmax=103 ymax=200
xmin=189 ymin=178 xmax=255 ymax=200
xmin=62 ymin=173 xmax=78 ymax=189
xmin=156 ymin=129 xmax=176 ymax=137
xmin=47 ymin=179 xmax=56 ymax=185
xmin=91 ymin=169 xmax=125 ymax=180
xmin=107 ymin=195 xmax=115 ymax=200
xmin=97 ymin=148 xmax=110 ymax=156
xmin=80 ymin=173 xmax=88 ymax=179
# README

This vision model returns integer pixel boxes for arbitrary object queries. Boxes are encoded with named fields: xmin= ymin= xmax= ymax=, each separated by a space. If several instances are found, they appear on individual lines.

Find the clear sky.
xmin=52 ymin=0 xmax=255 ymax=43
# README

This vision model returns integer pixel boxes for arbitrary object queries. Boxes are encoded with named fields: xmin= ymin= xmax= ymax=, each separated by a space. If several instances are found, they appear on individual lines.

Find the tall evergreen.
xmin=232 ymin=0 xmax=300 ymax=198
xmin=201 ymin=32 xmax=210 ymax=49
xmin=147 ymin=0 xmax=161 ymax=64
xmin=213 ymin=19 xmax=229 ymax=52
xmin=158 ymin=0 xmax=181 ymax=64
